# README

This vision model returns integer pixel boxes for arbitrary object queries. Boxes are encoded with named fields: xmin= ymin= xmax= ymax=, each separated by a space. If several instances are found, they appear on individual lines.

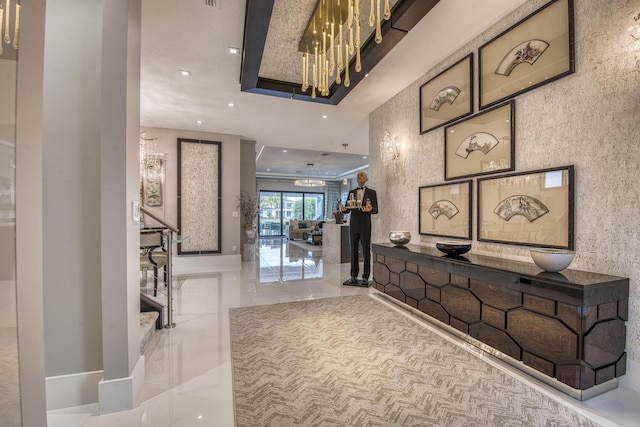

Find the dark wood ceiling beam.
xmin=240 ymin=0 xmax=275 ymax=91
xmin=392 ymin=0 xmax=440 ymax=32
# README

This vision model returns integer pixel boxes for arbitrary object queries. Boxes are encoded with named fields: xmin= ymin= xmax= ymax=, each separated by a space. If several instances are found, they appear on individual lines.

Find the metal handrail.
xmin=140 ymin=207 xmax=178 ymax=233
xmin=140 ymin=207 xmax=177 ymax=328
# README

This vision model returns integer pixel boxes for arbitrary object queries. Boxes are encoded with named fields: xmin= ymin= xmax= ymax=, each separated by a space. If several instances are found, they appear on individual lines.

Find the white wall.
xmin=22 ymin=0 xmax=145 ymax=414
xmin=140 ymin=126 xmax=243 ymax=255
xmin=370 ymin=0 xmax=640 ymax=369
xmin=41 ymin=0 xmax=104 ymax=378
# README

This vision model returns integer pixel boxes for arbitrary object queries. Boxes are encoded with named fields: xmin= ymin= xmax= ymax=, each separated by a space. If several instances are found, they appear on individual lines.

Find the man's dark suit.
xmin=345 ymin=186 xmax=378 ymax=281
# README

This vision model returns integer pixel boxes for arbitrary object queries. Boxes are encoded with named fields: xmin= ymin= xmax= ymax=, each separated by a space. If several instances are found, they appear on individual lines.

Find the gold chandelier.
xmin=0 ymin=0 xmax=21 ymax=56
xmin=300 ymin=0 xmax=391 ymax=98
xmin=294 ymin=163 xmax=326 ymax=187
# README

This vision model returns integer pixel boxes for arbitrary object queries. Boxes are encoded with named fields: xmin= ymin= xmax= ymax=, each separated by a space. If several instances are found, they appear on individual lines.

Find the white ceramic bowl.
xmin=389 ymin=231 xmax=411 ymax=246
xmin=530 ymin=248 xmax=575 ymax=272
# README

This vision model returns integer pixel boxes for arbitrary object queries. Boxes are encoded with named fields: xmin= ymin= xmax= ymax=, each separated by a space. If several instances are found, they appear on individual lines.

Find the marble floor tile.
xmin=46 ymin=238 xmax=640 ymax=427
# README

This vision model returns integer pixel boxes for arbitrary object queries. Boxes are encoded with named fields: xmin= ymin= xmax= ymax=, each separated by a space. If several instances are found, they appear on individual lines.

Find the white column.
xmin=98 ymin=0 xmax=144 ymax=414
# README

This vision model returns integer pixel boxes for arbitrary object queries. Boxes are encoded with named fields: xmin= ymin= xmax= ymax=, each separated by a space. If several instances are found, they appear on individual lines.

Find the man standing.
xmin=341 ymin=171 xmax=378 ymax=286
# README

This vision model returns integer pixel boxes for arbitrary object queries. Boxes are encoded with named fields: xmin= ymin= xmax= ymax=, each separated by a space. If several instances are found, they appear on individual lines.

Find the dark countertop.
xmin=373 ymin=243 xmax=629 ymax=306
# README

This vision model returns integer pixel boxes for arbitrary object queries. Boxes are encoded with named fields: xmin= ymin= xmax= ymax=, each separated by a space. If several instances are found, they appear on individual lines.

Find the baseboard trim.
xmin=46 ymin=355 xmax=146 ymax=413
xmin=46 ymin=369 xmax=103 ymax=410
xmin=98 ymin=355 xmax=145 ymax=414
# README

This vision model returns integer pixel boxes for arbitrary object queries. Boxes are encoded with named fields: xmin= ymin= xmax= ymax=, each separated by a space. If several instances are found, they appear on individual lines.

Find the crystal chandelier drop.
xmin=140 ymin=132 xmax=161 ymax=178
xmin=300 ymin=0 xmax=391 ymax=99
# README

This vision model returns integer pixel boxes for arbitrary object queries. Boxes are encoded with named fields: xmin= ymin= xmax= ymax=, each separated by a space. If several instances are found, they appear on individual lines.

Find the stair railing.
xmin=140 ymin=207 xmax=178 ymax=328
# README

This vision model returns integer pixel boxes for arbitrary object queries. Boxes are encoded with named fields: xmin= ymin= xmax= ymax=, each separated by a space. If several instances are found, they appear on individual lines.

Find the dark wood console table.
xmin=372 ymin=243 xmax=629 ymax=400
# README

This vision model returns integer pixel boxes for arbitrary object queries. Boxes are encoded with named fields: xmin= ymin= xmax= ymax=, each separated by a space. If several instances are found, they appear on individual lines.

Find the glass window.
xmin=303 ymin=193 xmax=324 ymax=220
xmin=258 ymin=190 xmax=325 ymax=237
xmin=258 ymin=191 xmax=282 ymax=236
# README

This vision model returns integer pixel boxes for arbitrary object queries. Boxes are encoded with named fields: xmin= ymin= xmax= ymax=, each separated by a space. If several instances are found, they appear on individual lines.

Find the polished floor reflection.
xmin=47 ymin=238 xmax=640 ymax=427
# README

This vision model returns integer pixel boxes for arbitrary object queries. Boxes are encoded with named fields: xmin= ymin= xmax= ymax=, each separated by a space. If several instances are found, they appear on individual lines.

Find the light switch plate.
xmin=132 ymin=201 xmax=140 ymax=222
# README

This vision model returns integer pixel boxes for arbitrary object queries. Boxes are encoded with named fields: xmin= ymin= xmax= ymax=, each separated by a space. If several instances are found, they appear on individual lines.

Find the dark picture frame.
xmin=478 ymin=0 xmax=574 ymax=110
xmin=477 ymin=165 xmax=574 ymax=249
xmin=177 ymin=138 xmax=222 ymax=254
xmin=444 ymin=100 xmax=515 ymax=181
xmin=419 ymin=180 xmax=472 ymax=239
xmin=420 ymin=54 xmax=473 ymax=134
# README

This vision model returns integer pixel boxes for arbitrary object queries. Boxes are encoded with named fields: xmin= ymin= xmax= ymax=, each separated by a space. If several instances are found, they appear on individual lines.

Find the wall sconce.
xmin=140 ymin=132 xmax=161 ymax=178
xmin=379 ymin=129 xmax=400 ymax=174
xmin=629 ymin=12 xmax=640 ymax=70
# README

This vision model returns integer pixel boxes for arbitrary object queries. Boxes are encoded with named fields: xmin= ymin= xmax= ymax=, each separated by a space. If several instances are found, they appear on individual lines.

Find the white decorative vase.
xmin=244 ymin=227 xmax=256 ymax=243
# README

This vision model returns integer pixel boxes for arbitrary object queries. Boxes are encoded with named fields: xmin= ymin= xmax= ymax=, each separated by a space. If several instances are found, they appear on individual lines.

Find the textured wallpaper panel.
xmin=179 ymin=140 xmax=220 ymax=253
xmin=370 ymin=0 xmax=640 ymax=362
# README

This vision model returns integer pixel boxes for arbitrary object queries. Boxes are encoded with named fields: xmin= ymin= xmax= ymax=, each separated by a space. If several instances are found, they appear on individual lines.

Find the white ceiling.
xmin=140 ymin=0 xmax=528 ymax=178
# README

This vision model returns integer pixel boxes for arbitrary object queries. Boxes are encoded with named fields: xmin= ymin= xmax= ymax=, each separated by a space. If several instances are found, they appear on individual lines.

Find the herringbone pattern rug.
xmin=229 ymin=295 xmax=600 ymax=427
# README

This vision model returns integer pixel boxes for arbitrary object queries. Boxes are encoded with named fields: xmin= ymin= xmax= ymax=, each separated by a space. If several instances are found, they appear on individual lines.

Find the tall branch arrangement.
xmin=235 ymin=191 xmax=260 ymax=228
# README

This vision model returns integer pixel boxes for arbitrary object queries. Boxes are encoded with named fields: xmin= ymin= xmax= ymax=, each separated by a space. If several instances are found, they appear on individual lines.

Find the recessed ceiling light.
xmin=363 ymin=156 xmax=367 ymax=159
xmin=267 ymin=168 xmax=270 ymax=172
xmin=196 ymin=120 xmax=203 ymax=124
xmin=228 ymin=47 xmax=239 ymax=54
xmin=322 ymin=115 xmax=328 ymax=119
xmin=179 ymin=69 xmax=191 ymax=76
xmin=283 ymin=149 xmax=288 ymax=153
xmin=228 ymin=102 xmax=235 ymax=107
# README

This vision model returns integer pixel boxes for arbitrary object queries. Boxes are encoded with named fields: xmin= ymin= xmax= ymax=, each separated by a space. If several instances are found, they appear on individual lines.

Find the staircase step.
xmin=140 ymin=311 xmax=159 ymax=354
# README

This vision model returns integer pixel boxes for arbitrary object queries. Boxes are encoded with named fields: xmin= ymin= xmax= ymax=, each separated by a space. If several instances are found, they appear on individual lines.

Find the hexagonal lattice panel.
xmin=441 ymin=285 xmax=481 ymax=324
xmin=508 ymin=309 xmax=577 ymax=363
xmin=386 ymin=257 xmax=406 ymax=274
xmin=373 ymin=262 xmax=390 ymax=286
xmin=418 ymin=265 xmax=449 ymax=287
xmin=400 ymin=271 xmax=426 ymax=301
xmin=584 ymin=319 xmax=626 ymax=367
xmin=470 ymin=323 xmax=521 ymax=360
xmin=418 ymin=300 xmax=449 ymax=324
xmin=471 ymin=280 xmax=521 ymax=311
xmin=385 ymin=284 xmax=405 ymax=304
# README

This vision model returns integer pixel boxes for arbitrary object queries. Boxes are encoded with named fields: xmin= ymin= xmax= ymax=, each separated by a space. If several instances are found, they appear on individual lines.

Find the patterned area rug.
xmin=229 ymin=295 xmax=601 ymax=427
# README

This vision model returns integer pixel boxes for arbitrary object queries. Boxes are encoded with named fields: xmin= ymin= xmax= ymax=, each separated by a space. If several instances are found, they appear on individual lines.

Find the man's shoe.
xmin=347 ymin=277 xmax=358 ymax=284
xmin=361 ymin=278 xmax=369 ymax=285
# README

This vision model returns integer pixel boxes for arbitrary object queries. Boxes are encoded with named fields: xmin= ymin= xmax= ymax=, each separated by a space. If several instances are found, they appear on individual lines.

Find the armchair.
xmin=285 ymin=219 xmax=321 ymax=240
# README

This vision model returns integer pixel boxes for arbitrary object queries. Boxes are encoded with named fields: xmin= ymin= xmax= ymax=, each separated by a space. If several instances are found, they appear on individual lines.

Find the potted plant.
xmin=236 ymin=191 xmax=260 ymax=242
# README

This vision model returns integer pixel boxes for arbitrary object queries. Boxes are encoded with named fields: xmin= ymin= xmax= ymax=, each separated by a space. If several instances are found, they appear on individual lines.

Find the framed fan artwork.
xmin=477 ymin=166 xmax=574 ymax=249
xmin=419 ymin=180 xmax=472 ymax=239
xmin=444 ymin=100 xmax=515 ymax=180
xmin=478 ymin=0 xmax=574 ymax=109
xmin=420 ymin=54 xmax=473 ymax=134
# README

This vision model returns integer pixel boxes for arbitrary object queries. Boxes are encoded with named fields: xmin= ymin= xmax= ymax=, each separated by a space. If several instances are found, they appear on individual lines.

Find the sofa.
xmin=285 ymin=219 xmax=322 ymax=240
